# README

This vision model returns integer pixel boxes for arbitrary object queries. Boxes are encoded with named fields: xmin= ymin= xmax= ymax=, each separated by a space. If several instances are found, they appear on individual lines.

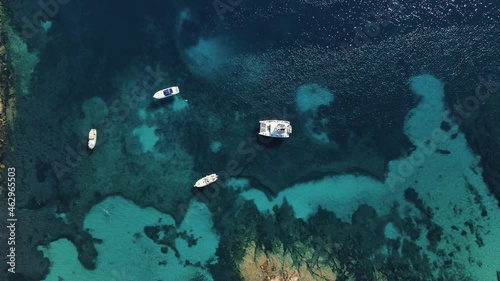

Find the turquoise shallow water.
xmin=2 ymin=1 xmax=500 ymax=280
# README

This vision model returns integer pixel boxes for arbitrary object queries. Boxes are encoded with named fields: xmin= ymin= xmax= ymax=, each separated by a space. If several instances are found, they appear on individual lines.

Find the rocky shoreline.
xmin=0 ymin=2 xmax=23 ymax=280
xmin=0 ymin=0 xmax=15 ymax=197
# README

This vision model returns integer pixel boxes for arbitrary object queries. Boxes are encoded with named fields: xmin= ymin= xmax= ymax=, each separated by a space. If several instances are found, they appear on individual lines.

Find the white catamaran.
xmin=258 ymin=120 xmax=292 ymax=138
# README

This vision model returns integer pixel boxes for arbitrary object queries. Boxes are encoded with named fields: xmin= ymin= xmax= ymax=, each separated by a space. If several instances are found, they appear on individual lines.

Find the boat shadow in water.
xmin=253 ymin=128 xmax=285 ymax=148
xmin=149 ymin=97 xmax=175 ymax=110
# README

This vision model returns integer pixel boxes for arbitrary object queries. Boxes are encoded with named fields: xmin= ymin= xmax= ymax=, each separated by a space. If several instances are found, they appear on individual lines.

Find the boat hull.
xmin=88 ymin=129 xmax=97 ymax=149
xmin=194 ymin=173 xmax=218 ymax=188
xmin=153 ymin=86 xmax=180 ymax=99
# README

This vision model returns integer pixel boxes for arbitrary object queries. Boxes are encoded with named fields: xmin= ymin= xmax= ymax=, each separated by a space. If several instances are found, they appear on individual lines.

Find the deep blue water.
xmin=2 ymin=0 xmax=500 ymax=280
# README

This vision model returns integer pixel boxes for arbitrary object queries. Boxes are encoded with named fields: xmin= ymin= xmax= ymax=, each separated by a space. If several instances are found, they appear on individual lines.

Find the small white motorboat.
xmin=153 ymin=86 xmax=180 ymax=99
xmin=88 ymin=129 xmax=97 ymax=149
xmin=194 ymin=173 xmax=218 ymax=188
xmin=259 ymin=120 xmax=292 ymax=138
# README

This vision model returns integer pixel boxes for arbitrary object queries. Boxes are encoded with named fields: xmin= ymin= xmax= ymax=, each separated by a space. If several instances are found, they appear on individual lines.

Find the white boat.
xmin=88 ymin=129 xmax=97 ymax=149
xmin=153 ymin=86 xmax=180 ymax=99
xmin=258 ymin=120 xmax=292 ymax=138
xmin=194 ymin=173 xmax=218 ymax=188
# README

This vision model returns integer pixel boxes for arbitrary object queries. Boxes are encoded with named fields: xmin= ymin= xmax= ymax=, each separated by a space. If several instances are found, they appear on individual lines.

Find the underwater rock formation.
xmin=211 ymin=188 xmax=477 ymax=281
xmin=450 ymin=80 xmax=500 ymax=205
xmin=238 ymin=241 xmax=337 ymax=281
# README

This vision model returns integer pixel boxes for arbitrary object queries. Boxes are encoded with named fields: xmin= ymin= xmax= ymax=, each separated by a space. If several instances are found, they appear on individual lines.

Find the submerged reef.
xmin=238 ymin=240 xmax=337 ymax=281
xmin=446 ymin=79 xmax=500 ymax=206
xmin=209 ymin=194 xmax=468 ymax=281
